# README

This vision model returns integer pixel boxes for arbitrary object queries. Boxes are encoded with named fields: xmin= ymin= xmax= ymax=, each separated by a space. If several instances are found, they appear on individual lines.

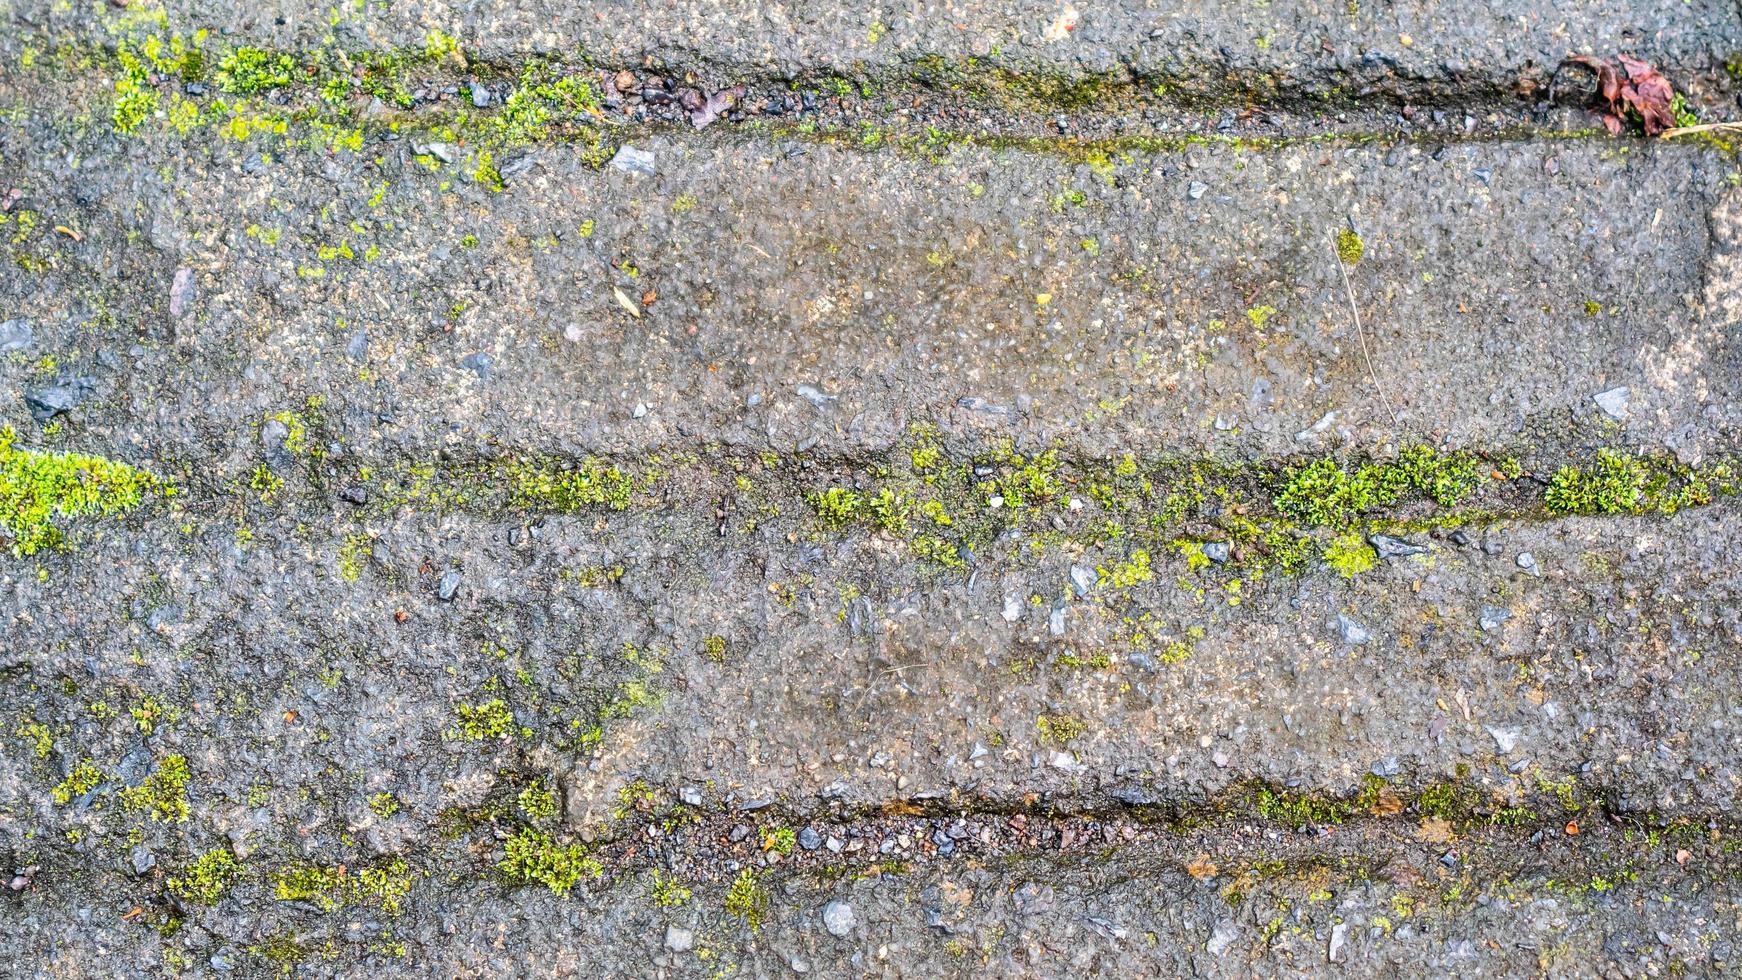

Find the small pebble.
xmin=436 ymin=570 xmax=462 ymax=601
xmin=822 ymin=900 xmax=857 ymax=937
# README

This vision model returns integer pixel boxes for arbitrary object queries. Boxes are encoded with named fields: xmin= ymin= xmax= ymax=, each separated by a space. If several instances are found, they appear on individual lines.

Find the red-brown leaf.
xmin=1566 ymin=55 xmax=1621 ymax=105
xmin=1564 ymin=54 xmax=1679 ymax=136
xmin=1617 ymin=56 xmax=1676 ymax=135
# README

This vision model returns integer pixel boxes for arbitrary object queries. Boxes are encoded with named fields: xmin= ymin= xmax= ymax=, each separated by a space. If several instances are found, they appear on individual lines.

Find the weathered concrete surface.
xmin=1 ymin=128 xmax=1738 ymax=465
xmin=5 ymin=2 xmax=1742 ymax=977
xmin=14 ymin=817 xmax=1742 ymax=975
xmin=13 ymin=0 xmax=1742 ymax=105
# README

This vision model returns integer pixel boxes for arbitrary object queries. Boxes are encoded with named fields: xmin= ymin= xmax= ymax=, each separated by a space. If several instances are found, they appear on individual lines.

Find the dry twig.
xmin=1332 ymin=230 xmax=1401 ymax=427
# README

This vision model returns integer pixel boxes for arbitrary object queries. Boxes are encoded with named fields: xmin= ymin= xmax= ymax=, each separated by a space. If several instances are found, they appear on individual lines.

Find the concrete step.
xmin=1 ymin=130 xmax=1737 ymax=468
xmin=11 ymin=0 xmax=1742 ymax=108
xmin=4 ymin=8 xmax=1742 ymax=975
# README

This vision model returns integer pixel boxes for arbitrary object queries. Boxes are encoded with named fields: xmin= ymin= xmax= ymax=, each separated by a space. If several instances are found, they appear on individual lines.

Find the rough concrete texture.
xmin=3 ymin=2 xmax=1742 ymax=978
xmin=13 ymin=0 xmax=1742 ymax=102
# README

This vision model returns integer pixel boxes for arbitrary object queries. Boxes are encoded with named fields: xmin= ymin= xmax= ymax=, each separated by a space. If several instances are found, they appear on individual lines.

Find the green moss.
xmin=761 ymin=826 xmax=798 ymax=855
xmin=112 ymin=75 xmax=159 ymax=133
xmin=1536 ymin=774 xmax=1583 ymax=813
xmin=251 ymin=932 xmax=309 ymax=968
xmin=53 ymin=759 xmax=104 ymax=804
xmin=424 ymin=30 xmax=462 ymax=60
xmin=724 ymin=868 xmax=770 ymax=930
xmin=248 ymin=463 xmax=283 ymax=499
xmin=650 ymin=869 xmax=691 ymax=907
xmin=130 ymin=697 xmax=175 ymax=735
xmin=1543 ymin=450 xmax=1725 ymax=516
xmin=1396 ymin=444 xmax=1481 ymax=507
xmin=1322 ymin=533 xmax=1375 ymax=578
xmin=867 ymin=487 xmax=910 ymax=534
xmin=274 ymin=864 xmax=347 ymax=911
xmin=500 ymin=828 xmax=601 ymax=896
xmin=1273 ymin=457 xmax=1374 ymax=526
xmin=1273 ymin=445 xmax=1479 ymax=527
xmin=1036 ymin=713 xmax=1086 ymax=744
xmin=265 ymin=857 xmax=413 ymax=915
xmin=0 ymin=427 xmax=162 ymax=556
xmin=1336 ymin=227 xmax=1365 ymax=265
xmin=1097 ymin=549 xmax=1153 ymax=589
xmin=215 ymin=47 xmax=296 ymax=94
xmin=910 ymin=533 xmax=966 ymax=570
xmin=1173 ymin=540 xmax=1210 ymax=570
xmin=338 ymin=533 xmax=369 ymax=582
xmin=518 ymin=780 xmax=558 ymax=821
xmin=368 ymin=792 xmax=399 ymax=818
xmin=1255 ymin=786 xmax=1350 ymax=826
xmin=16 ymin=720 xmax=52 ymax=758
xmin=1259 ymin=528 xmax=1315 ymax=573
xmin=810 ymin=486 xmax=863 ymax=528
xmin=701 ymin=634 xmax=728 ymax=662
xmin=170 ymin=848 xmax=244 ymax=905
xmin=508 ymin=459 xmax=634 ymax=512
xmin=449 ymin=698 xmax=515 ymax=740
xmin=982 ymin=448 xmax=1063 ymax=509
xmin=352 ymin=858 xmax=414 ymax=914
xmin=909 ymin=442 xmax=943 ymax=472
xmin=1158 ymin=639 xmax=1193 ymax=665
xmin=1416 ymin=782 xmax=1483 ymax=822
xmin=118 ymin=754 xmax=191 ymax=822
xmin=472 ymin=150 xmax=504 ymax=192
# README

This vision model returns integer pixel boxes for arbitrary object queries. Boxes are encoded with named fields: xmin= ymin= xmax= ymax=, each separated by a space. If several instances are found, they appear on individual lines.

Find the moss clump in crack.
xmin=1273 ymin=445 xmax=1480 ymax=528
xmin=1255 ymin=786 xmax=1351 ymax=827
xmin=810 ymin=486 xmax=863 ymax=528
xmin=119 ymin=754 xmax=191 ymax=822
xmin=53 ymin=759 xmax=104 ymax=804
xmin=867 ymin=487 xmax=910 ymax=534
xmin=488 ymin=60 xmax=602 ymax=145
xmin=650 ymin=869 xmax=692 ymax=907
xmin=761 ymin=826 xmax=798 ymax=855
xmin=274 ymin=864 xmax=347 ymax=911
xmin=353 ymin=859 xmax=415 ymax=914
xmin=724 ymin=868 xmax=770 ymax=930
xmin=1543 ymin=450 xmax=1730 ymax=516
xmin=518 ymin=779 xmax=558 ymax=821
xmin=448 ymin=698 xmax=517 ymax=740
xmin=170 ymin=848 xmax=244 ymax=905
xmin=0 ymin=427 xmax=163 ymax=556
xmin=215 ymin=47 xmax=296 ymax=94
xmin=1097 ymin=549 xmax=1153 ymax=589
xmin=500 ymin=828 xmax=602 ymax=896
xmin=910 ymin=533 xmax=966 ymax=570
xmin=1322 ymin=532 xmax=1375 ymax=578
xmin=507 ymin=459 xmax=634 ymax=512
xmin=269 ymin=858 xmax=413 ymax=914
xmin=982 ymin=447 xmax=1064 ymax=509
xmin=1416 ymin=782 xmax=1485 ymax=822
xmin=112 ymin=74 xmax=159 ymax=134
xmin=111 ymin=40 xmax=175 ymax=134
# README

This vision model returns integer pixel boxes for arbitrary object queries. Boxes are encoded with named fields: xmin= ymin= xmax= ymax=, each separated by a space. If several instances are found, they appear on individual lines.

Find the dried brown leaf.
xmin=1370 ymin=788 xmax=1406 ymax=817
xmin=1416 ymin=817 xmax=1456 ymax=844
